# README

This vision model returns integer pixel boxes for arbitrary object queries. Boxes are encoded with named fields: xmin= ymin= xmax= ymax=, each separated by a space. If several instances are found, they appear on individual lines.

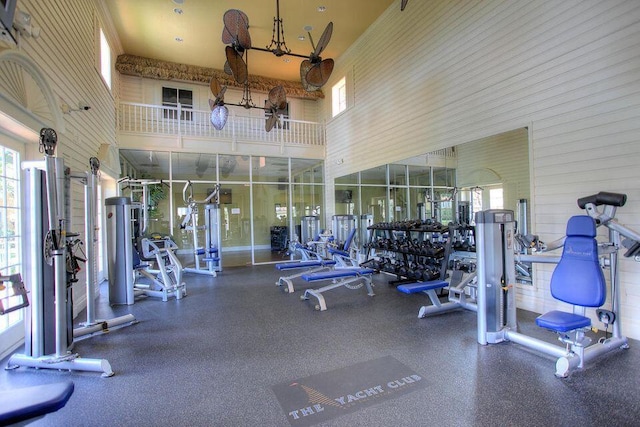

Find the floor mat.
xmin=272 ymin=355 xmax=426 ymax=426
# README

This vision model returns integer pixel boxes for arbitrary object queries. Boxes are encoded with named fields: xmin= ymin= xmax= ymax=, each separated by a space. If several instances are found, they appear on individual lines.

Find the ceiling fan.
xmin=299 ymin=22 xmax=334 ymax=91
xmin=213 ymin=9 xmax=289 ymax=132
xmin=209 ymin=9 xmax=287 ymax=132
xmin=223 ymin=1 xmax=335 ymax=92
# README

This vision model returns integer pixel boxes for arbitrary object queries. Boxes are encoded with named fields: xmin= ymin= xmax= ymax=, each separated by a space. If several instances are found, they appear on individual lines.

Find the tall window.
xmin=162 ymin=87 xmax=193 ymax=120
xmin=0 ymin=146 xmax=21 ymax=334
xmin=490 ymin=187 xmax=504 ymax=209
xmin=99 ymin=28 xmax=112 ymax=90
xmin=332 ymin=76 xmax=347 ymax=117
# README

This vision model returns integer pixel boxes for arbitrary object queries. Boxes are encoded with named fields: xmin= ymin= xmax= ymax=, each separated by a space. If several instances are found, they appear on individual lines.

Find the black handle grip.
xmin=577 ymin=191 xmax=627 ymax=209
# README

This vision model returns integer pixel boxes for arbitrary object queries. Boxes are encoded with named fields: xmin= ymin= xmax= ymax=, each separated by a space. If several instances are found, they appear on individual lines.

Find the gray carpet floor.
xmin=1 ymin=264 xmax=639 ymax=426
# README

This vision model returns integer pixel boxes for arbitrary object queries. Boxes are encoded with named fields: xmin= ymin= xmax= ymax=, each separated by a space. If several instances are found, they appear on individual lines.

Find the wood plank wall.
xmin=320 ymin=0 xmax=640 ymax=337
xmin=6 ymin=0 xmax=123 ymax=314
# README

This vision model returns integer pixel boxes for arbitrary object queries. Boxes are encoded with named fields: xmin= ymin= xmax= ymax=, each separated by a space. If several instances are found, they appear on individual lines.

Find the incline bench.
xmin=300 ymin=267 xmax=375 ymax=311
xmin=275 ymin=259 xmax=337 ymax=293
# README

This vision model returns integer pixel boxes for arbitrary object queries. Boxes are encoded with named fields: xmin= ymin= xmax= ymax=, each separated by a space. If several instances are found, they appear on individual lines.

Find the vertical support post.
xmin=84 ymin=158 xmax=99 ymax=325
xmin=609 ymin=228 xmax=623 ymax=339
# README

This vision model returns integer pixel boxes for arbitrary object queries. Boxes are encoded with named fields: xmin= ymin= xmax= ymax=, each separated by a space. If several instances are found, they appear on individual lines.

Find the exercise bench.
xmin=275 ymin=259 xmax=337 ymax=293
xmin=300 ymin=268 xmax=375 ymax=311
xmin=0 ymin=381 xmax=74 ymax=425
xmin=398 ymin=280 xmax=449 ymax=296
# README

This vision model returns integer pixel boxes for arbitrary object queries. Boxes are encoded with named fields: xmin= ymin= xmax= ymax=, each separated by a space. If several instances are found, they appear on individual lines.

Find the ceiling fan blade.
xmin=223 ymin=9 xmax=251 ymax=50
xmin=210 ymin=77 xmax=222 ymax=97
xmin=209 ymin=98 xmax=216 ymax=110
xmin=268 ymin=85 xmax=287 ymax=110
xmin=300 ymin=60 xmax=321 ymax=92
xmin=306 ymin=58 xmax=334 ymax=88
xmin=222 ymin=25 xmax=233 ymax=45
xmin=225 ymin=45 xmax=248 ymax=84
xmin=313 ymin=22 xmax=333 ymax=58
xmin=224 ymin=61 xmax=232 ymax=75
xmin=210 ymin=105 xmax=229 ymax=130
xmin=401 ymin=0 xmax=409 ymax=11
xmin=265 ymin=113 xmax=277 ymax=132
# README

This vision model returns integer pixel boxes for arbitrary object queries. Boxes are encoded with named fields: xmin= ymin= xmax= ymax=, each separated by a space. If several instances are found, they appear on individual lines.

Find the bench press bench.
xmin=401 ymin=270 xmax=478 ymax=318
xmin=397 ymin=280 xmax=449 ymax=316
xmin=275 ymin=260 xmax=337 ymax=293
xmin=0 ymin=381 xmax=74 ymax=425
xmin=300 ymin=268 xmax=375 ymax=311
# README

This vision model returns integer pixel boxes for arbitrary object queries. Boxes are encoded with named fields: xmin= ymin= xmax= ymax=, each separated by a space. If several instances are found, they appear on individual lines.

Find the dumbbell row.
xmin=368 ymin=219 xmax=447 ymax=232
xmin=363 ymin=258 xmax=442 ymax=281
xmin=366 ymin=238 xmax=446 ymax=257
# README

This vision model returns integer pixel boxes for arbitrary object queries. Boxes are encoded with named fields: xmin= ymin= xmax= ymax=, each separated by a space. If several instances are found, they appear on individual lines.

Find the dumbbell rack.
xmin=362 ymin=220 xmax=451 ymax=285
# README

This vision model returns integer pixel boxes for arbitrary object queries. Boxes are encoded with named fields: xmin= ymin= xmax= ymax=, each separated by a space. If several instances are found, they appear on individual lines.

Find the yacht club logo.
xmin=272 ymin=356 xmax=426 ymax=426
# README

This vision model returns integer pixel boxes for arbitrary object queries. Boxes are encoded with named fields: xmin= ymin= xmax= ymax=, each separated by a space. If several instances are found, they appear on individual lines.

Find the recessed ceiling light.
xmin=298 ymin=35 xmax=305 ymax=41
xmin=317 ymin=6 xmax=326 ymax=12
xmin=174 ymin=8 xmax=183 ymax=14
xmin=175 ymin=37 xmax=184 ymax=42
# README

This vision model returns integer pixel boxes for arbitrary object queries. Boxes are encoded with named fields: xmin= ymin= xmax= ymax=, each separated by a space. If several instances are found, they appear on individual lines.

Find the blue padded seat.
xmin=536 ymin=310 xmax=592 ymax=332
xmin=0 ymin=381 xmax=74 ymax=425
xmin=275 ymin=260 xmax=335 ymax=270
xmin=535 ymin=215 xmax=606 ymax=332
xmin=132 ymin=248 xmax=149 ymax=270
xmin=397 ymin=280 xmax=448 ymax=294
xmin=302 ymin=268 xmax=373 ymax=282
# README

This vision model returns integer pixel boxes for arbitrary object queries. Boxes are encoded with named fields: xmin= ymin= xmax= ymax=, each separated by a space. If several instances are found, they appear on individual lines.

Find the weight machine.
xmin=7 ymin=128 xmax=114 ymax=377
xmin=105 ymin=197 xmax=186 ymax=304
xmin=179 ymin=181 xmax=222 ymax=276
xmin=134 ymin=237 xmax=186 ymax=301
xmin=70 ymin=158 xmax=136 ymax=338
xmin=476 ymin=192 xmax=639 ymax=377
xmin=117 ymin=177 xmax=169 ymax=239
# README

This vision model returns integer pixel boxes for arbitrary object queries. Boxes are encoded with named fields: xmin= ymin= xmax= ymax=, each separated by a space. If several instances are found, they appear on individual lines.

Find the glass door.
xmin=0 ymin=141 xmax=23 ymax=358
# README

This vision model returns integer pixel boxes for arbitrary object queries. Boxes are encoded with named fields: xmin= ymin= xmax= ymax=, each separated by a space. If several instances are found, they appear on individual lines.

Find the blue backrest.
xmin=550 ymin=215 xmax=606 ymax=307
xmin=343 ymin=227 xmax=357 ymax=251
xmin=132 ymin=247 xmax=142 ymax=268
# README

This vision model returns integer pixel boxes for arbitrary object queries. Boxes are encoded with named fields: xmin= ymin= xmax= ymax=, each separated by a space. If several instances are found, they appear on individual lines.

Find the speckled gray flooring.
xmin=1 ymin=264 xmax=639 ymax=426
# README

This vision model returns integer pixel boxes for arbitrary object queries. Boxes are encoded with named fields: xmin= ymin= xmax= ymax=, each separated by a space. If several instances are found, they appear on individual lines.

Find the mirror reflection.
xmin=119 ymin=150 xmax=324 ymax=266
xmin=335 ymin=127 xmax=530 ymax=232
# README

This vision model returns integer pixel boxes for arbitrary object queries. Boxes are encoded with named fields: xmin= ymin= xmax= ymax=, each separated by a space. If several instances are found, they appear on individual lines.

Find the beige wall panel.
xmin=322 ymin=0 xmax=640 ymax=338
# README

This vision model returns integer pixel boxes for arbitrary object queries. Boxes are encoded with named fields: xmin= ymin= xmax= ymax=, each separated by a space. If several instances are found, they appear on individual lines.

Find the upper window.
xmin=162 ymin=87 xmax=193 ymax=120
xmin=99 ymin=28 xmax=112 ymax=90
xmin=332 ymin=77 xmax=347 ymax=117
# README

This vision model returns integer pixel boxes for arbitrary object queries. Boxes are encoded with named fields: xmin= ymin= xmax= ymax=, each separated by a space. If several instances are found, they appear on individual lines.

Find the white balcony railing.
xmin=118 ymin=102 xmax=325 ymax=147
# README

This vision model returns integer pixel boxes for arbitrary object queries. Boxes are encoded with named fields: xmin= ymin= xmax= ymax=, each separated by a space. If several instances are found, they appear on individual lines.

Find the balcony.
xmin=117 ymin=102 xmax=325 ymax=157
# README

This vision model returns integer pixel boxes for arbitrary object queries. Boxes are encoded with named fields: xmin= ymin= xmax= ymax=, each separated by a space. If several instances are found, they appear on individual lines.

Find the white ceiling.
xmin=106 ymin=0 xmax=398 ymax=83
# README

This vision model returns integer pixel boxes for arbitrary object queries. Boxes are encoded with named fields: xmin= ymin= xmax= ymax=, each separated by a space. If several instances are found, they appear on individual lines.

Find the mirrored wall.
xmin=119 ymin=150 xmax=324 ymax=266
xmin=335 ymin=150 xmax=458 ymax=225
xmin=335 ymin=127 xmax=530 ymax=231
